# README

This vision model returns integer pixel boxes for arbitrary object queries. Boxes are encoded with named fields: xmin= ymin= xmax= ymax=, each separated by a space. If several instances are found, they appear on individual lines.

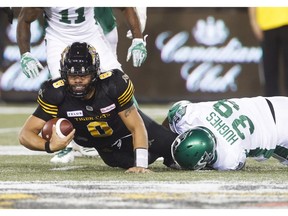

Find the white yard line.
xmin=0 ymin=181 xmax=287 ymax=209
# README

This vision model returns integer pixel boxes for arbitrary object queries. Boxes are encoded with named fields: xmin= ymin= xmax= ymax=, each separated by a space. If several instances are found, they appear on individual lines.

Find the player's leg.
xmin=45 ymin=38 xmax=66 ymax=79
xmin=97 ymin=148 xmax=134 ymax=169
xmin=269 ymin=96 xmax=288 ymax=165
xmin=139 ymin=110 xmax=179 ymax=168
xmin=96 ymin=133 xmax=160 ymax=169
xmin=104 ymin=27 xmax=118 ymax=58
xmin=88 ymin=28 xmax=122 ymax=72
xmin=281 ymin=25 xmax=288 ymax=95
xmin=262 ymin=29 xmax=280 ymax=96
xmin=273 ymin=145 xmax=288 ymax=165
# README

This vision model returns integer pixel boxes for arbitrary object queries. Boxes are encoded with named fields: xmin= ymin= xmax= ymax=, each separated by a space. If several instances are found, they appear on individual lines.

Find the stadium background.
xmin=1 ymin=7 xmax=285 ymax=104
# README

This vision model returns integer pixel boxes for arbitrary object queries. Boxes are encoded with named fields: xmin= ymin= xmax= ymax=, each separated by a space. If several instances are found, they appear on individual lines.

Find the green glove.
xmin=20 ymin=52 xmax=44 ymax=78
xmin=126 ymin=35 xmax=148 ymax=67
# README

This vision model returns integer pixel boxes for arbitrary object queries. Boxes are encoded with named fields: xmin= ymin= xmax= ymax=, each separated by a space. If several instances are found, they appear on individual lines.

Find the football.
xmin=41 ymin=118 xmax=74 ymax=141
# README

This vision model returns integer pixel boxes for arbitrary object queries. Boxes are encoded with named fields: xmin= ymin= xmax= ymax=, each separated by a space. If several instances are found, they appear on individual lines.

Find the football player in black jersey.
xmin=19 ymin=42 xmax=177 ymax=173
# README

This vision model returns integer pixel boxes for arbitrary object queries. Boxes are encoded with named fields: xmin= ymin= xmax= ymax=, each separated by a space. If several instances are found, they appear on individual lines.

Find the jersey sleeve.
xmin=116 ymin=75 xmax=135 ymax=111
xmin=101 ymin=70 xmax=135 ymax=112
xmin=33 ymin=78 xmax=66 ymax=121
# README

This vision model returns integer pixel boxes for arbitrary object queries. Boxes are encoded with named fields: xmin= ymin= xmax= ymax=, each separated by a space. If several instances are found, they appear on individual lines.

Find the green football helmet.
xmin=167 ymin=100 xmax=191 ymax=133
xmin=171 ymin=126 xmax=217 ymax=170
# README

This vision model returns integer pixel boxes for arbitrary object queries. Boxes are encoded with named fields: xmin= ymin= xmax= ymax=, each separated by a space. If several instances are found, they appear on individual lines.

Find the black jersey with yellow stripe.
xmin=33 ymin=69 xmax=135 ymax=149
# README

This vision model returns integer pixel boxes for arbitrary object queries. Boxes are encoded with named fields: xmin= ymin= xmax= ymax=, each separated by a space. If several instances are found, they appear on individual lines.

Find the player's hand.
xmin=49 ymin=125 xmax=75 ymax=152
xmin=20 ymin=52 xmax=44 ymax=78
xmin=126 ymin=35 xmax=148 ymax=67
xmin=125 ymin=166 xmax=152 ymax=173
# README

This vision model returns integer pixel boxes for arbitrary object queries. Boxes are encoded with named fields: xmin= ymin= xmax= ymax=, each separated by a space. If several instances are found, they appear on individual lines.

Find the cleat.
xmin=70 ymin=140 xmax=98 ymax=158
xmin=73 ymin=150 xmax=83 ymax=157
xmin=50 ymin=147 xmax=75 ymax=163
xmin=78 ymin=147 xmax=99 ymax=158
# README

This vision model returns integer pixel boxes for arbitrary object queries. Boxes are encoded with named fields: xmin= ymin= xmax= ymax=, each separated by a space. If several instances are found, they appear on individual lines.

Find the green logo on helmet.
xmin=168 ymin=100 xmax=190 ymax=133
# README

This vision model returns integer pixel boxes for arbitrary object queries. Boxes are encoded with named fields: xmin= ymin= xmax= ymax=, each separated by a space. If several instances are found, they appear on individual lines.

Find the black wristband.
xmin=45 ymin=141 xmax=54 ymax=153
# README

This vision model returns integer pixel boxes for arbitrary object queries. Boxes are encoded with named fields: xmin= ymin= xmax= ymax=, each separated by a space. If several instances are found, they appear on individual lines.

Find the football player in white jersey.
xmin=17 ymin=7 xmax=146 ymax=163
xmin=163 ymin=97 xmax=288 ymax=170
xmin=17 ymin=7 xmax=146 ymax=79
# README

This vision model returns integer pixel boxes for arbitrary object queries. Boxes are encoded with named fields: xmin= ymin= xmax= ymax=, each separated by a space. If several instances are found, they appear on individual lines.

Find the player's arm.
xmin=126 ymin=7 xmax=147 ymax=39
xmin=19 ymin=115 xmax=75 ymax=153
xmin=119 ymin=7 xmax=143 ymax=38
xmin=111 ymin=70 xmax=150 ymax=172
xmin=17 ymin=7 xmax=44 ymax=78
xmin=118 ymin=105 xmax=151 ymax=173
xmin=17 ymin=7 xmax=43 ymax=55
xmin=118 ymin=7 xmax=147 ymax=67
xmin=19 ymin=80 xmax=74 ymax=152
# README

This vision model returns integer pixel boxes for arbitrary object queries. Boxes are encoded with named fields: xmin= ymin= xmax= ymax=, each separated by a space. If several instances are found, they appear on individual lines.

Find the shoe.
xmin=50 ymin=147 xmax=75 ymax=163
xmin=70 ymin=140 xmax=98 ymax=158
xmin=78 ymin=146 xmax=99 ymax=158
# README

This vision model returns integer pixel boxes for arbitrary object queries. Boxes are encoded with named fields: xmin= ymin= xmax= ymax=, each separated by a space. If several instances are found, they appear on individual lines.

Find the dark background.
xmin=0 ymin=8 xmax=269 ymax=103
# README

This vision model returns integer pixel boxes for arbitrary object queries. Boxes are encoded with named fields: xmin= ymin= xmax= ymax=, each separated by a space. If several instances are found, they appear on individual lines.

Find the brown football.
xmin=41 ymin=118 xmax=74 ymax=141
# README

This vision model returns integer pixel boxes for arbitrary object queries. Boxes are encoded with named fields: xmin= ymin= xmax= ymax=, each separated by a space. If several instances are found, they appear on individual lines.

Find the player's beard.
xmin=71 ymin=84 xmax=87 ymax=94
xmin=68 ymin=83 xmax=91 ymax=98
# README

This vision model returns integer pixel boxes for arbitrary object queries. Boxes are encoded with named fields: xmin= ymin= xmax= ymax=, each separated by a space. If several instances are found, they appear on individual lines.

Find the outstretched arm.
xmin=17 ymin=7 xmax=43 ymax=54
xmin=118 ymin=7 xmax=148 ymax=67
xmin=119 ymin=7 xmax=143 ymax=38
xmin=17 ymin=7 xmax=44 ymax=78
xmin=118 ymin=105 xmax=151 ymax=173
xmin=126 ymin=7 xmax=147 ymax=39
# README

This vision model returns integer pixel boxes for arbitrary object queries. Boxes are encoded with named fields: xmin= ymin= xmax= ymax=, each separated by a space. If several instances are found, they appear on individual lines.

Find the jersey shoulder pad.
xmin=98 ymin=71 xmax=113 ymax=80
xmin=111 ymin=69 xmax=130 ymax=81
xmin=38 ymin=78 xmax=66 ymax=104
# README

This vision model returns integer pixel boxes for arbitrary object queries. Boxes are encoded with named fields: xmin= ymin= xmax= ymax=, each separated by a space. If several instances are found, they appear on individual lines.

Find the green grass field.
xmin=0 ymin=103 xmax=288 ymax=209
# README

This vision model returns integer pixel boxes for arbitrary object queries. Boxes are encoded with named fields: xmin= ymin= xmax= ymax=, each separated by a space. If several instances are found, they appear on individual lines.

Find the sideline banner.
xmin=116 ymin=8 xmax=263 ymax=102
xmin=0 ymin=8 xmax=49 ymax=102
xmin=0 ymin=8 xmax=263 ymax=103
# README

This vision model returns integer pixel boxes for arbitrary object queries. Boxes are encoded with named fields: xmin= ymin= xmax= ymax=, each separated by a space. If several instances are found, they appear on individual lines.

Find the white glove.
xmin=126 ymin=35 xmax=148 ymax=67
xmin=20 ymin=52 xmax=44 ymax=78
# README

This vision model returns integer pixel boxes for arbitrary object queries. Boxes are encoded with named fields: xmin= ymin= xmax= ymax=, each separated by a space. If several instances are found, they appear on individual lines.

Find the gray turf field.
xmin=0 ymin=104 xmax=288 ymax=209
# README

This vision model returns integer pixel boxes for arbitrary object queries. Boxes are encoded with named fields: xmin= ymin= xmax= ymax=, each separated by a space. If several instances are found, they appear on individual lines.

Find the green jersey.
xmin=94 ymin=7 xmax=116 ymax=35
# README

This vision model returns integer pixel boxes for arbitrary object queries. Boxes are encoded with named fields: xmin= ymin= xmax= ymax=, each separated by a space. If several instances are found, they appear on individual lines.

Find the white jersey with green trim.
xmin=169 ymin=96 xmax=287 ymax=170
xmin=43 ymin=7 xmax=122 ymax=79
xmin=44 ymin=7 xmax=98 ymax=40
